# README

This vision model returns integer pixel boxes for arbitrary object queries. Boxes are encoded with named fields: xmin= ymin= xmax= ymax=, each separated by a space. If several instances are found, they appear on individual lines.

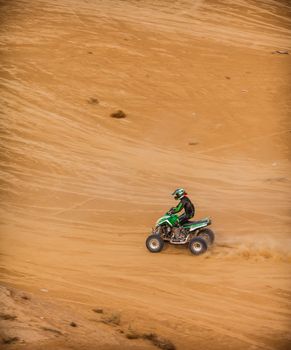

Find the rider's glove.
xmin=168 ymin=208 xmax=174 ymax=215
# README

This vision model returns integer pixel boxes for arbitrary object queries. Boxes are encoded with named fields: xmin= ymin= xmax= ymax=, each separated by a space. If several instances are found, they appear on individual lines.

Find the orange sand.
xmin=0 ymin=1 xmax=291 ymax=349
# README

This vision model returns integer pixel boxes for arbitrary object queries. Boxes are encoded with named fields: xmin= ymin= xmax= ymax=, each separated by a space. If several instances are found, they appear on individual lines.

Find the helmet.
xmin=172 ymin=188 xmax=187 ymax=200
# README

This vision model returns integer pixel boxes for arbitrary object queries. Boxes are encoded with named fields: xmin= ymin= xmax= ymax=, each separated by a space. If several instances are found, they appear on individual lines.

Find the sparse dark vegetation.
xmin=0 ymin=313 xmax=17 ymax=320
xmin=20 ymin=294 xmax=30 ymax=300
xmin=92 ymin=308 xmax=103 ymax=314
xmin=70 ymin=322 xmax=77 ymax=327
xmin=2 ymin=337 xmax=20 ymax=344
xmin=125 ymin=328 xmax=176 ymax=350
xmin=110 ymin=110 xmax=126 ymax=119
xmin=188 ymin=142 xmax=199 ymax=146
xmin=142 ymin=333 xmax=176 ymax=350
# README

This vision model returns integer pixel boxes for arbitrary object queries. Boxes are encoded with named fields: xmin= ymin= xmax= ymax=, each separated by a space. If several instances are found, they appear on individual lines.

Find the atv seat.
xmin=184 ymin=219 xmax=208 ymax=225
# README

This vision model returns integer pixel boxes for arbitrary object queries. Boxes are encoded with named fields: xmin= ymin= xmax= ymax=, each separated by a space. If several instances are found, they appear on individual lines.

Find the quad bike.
xmin=145 ymin=212 xmax=215 ymax=255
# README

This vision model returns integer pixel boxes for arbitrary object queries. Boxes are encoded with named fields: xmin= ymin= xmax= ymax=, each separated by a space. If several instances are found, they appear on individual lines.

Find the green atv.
xmin=146 ymin=212 xmax=215 ymax=255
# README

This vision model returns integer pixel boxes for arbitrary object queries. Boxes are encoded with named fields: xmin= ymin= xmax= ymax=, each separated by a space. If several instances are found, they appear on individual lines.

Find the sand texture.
xmin=0 ymin=0 xmax=291 ymax=349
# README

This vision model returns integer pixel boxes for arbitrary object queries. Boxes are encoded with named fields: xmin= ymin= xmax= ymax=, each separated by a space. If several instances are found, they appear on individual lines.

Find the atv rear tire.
xmin=146 ymin=235 xmax=164 ymax=253
xmin=197 ymin=228 xmax=215 ymax=245
xmin=189 ymin=237 xmax=208 ymax=255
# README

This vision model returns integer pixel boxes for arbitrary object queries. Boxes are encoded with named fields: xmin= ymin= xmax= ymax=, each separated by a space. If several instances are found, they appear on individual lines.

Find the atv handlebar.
xmin=167 ymin=208 xmax=175 ymax=215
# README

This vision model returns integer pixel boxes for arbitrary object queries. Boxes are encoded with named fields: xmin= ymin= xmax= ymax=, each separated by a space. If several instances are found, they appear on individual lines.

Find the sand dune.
xmin=0 ymin=0 xmax=291 ymax=349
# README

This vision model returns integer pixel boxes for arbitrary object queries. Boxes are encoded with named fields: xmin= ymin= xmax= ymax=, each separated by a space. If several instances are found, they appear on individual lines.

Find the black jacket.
xmin=173 ymin=196 xmax=195 ymax=218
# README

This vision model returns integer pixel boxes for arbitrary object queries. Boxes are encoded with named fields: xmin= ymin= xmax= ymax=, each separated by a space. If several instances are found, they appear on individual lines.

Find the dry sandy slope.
xmin=0 ymin=0 xmax=291 ymax=349
xmin=0 ymin=285 xmax=163 ymax=350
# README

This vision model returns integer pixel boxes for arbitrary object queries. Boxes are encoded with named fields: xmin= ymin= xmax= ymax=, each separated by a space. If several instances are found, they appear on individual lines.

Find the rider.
xmin=169 ymin=188 xmax=195 ymax=225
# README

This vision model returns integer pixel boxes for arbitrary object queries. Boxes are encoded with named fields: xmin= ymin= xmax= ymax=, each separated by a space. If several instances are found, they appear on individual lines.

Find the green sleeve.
xmin=172 ymin=202 xmax=183 ymax=213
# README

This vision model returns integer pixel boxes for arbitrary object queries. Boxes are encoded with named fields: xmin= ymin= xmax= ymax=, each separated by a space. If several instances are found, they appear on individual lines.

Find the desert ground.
xmin=0 ymin=0 xmax=291 ymax=349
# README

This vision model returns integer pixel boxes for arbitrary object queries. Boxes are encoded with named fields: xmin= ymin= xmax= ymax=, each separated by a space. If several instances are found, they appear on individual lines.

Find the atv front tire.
xmin=189 ymin=237 xmax=208 ymax=255
xmin=146 ymin=235 xmax=164 ymax=253
xmin=197 ymin=228 xmax=215 ymax=245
